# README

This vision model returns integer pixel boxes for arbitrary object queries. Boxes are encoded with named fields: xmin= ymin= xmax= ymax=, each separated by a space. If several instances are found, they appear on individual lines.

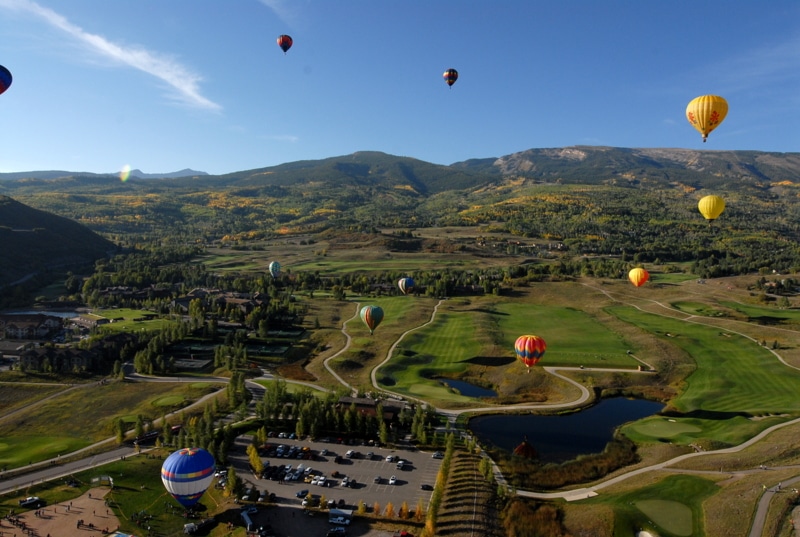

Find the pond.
xmin=440 ymin=378 xmax=497 ymax=398
xmin=468 ymin=397 xmax=664 ymax=464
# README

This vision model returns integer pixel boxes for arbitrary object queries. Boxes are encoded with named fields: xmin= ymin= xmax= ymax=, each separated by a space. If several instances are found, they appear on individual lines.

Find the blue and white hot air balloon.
xmin=398 ymin=277 xmax=415 ymax=295
xmin=161 ymin=447 xmax=215 ymax=508
xmin=268 ymin=261 xmax=281 ymax=279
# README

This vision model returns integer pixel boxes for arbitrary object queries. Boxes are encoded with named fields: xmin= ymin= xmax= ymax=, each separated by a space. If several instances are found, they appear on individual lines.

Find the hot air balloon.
xmin=360 ymin=305 xmax=384 ymax=334
xmin=161 ymin=447 xmax=215 ymax=508
xmin=628 ymin=268 xmax=649 ymax=288
xmin=443 ymin=68 xmax=458 ymax=88
xmin=269 ymin=261 xmax=281 ymax=279
xmin=0 ymin=65 xmax=11 ymax=96
xmin=686 ymin=95 xmax=728 ymax=142
xmin=398 ymin=277 xmax=415 ymax=295
xmin=698 ymin=195 xmax=725 ymax=222
xmin=277 ymin=35 xmax=293 ymax=54
xmin=514 ymin=335 xmax=546 ymax=372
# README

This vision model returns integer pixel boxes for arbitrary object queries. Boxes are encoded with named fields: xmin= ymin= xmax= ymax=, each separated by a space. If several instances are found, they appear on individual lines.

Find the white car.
xmin=389 ymin=475 xmax=397 ymax=485
xmin=385 ymin=455 xmax=395 ymax=462
xmin=328 ymin=516 xmax=351 ymax=526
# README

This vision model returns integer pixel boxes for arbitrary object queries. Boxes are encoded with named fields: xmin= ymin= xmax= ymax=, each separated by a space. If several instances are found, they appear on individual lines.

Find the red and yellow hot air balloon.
xmin=277 ymin=35 xmax=293 ymax=54
xmin=698 ymin=195 xmax=725 ymax=222
xmin=443 ymin=68 xmax=458 ymax=88
xmin=628 ymin=268 xmax=649 ymax=288
xmin=514 ymin=335 xmax=546 ymax=372
xmin=686 ymin=95 xmax=728 ymax=142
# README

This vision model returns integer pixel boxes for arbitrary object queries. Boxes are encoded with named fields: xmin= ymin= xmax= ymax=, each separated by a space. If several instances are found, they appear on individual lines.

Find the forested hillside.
xmin=2 ymin=146 xmax=800 ymax=280
xmin=0 ymin=195 xmax=115 ymax=289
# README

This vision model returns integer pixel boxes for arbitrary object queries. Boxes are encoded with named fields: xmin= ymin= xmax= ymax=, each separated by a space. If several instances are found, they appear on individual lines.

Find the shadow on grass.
xmin=463 ymin=356 xmax=515 ymax=366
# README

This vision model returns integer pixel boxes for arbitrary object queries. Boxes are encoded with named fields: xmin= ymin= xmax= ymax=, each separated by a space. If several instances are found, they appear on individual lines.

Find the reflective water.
xmin=441 ymin=378 xmax=497 ymax=398
xmin=468 ymin=398 xmax=664 ymax=463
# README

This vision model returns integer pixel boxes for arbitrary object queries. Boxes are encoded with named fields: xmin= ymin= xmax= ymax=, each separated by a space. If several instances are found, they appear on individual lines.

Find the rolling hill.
xmin=0 ymin=195 xmax=115 ymax=288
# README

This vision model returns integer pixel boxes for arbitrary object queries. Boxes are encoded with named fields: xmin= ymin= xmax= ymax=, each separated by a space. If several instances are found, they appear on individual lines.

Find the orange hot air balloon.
xmin=628 ymin=268 xmax=649 ymax=288
xmin=686 ymin=95 xmax=728 ymax=142
xmin=698 ymin=195 xmax=725 ymax=222
xmin=514 ymin=335 xmax=546 ymax=372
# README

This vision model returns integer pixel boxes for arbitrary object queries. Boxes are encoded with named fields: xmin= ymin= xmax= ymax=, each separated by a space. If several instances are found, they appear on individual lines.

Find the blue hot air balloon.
xmin=268 ymin=261 xmax=281 ymax=279
xmin=161 ymin=447 xmax=216 ymax=508
xmin=0 ymin=65 xmax=11 ymax=96
xmin=398 ymin=277 xmax=415 ymax=295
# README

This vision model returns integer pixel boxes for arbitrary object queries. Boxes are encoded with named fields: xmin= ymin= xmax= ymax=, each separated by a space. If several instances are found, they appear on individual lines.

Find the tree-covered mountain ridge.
xmin=3 ymin=146 xmax=800 ymax=193
xmin=3 ymin=145 xmax=800 ymax=280
xmin=0 ymin=195 xmax=115 ymax=289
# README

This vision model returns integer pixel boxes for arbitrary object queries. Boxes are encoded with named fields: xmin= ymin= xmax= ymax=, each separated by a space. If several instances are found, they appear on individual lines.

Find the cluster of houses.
xmin=0 ymin=313 xmax=133 ymax=373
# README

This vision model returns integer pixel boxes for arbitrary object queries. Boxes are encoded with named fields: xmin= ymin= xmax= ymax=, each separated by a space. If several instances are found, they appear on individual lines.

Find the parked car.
xmin=328 ymin=516 xmax=351 ymax=526
xmin=373 ymin=476 xmax=382 ymax=484
xmin=385 ymin=455 xmax=395 ymax=462
xmin=389 ymin=475 xmax=397 ymax=485
xmin=19 ymin=497 xmax=46 ymax=508
xmin=420 ymin=484 xmax=433 ymax=491
xmin=296 ymin=489 xmax=309 ymax=498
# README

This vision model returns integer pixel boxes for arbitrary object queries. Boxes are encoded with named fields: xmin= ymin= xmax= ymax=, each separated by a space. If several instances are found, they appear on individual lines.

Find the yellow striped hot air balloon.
xmin=686 ymin=95 xmax=728 ymax=142
xmin=698 ymin=195 xmax=725 ymax=222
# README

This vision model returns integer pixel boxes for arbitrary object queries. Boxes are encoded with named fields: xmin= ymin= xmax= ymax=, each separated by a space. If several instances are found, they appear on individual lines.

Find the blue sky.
xmin=0 ymin=0 xmax=798 ymax=175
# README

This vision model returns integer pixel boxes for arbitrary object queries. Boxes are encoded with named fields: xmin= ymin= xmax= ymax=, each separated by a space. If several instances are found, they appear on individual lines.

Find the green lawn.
xmin=377 ymin=301 xmax=638 ymax=403
xmin=493 ymin=303 xmax=637 ymax=368
xmin=0 ymin=381 xmax=221 ymax=469
xmin=610 ymin=305 xmax=800 ymax=446
xmin=719 ymin=300 xmax=800 ymax=323
xmin=584 ymin=474 xmax=718 ymax=537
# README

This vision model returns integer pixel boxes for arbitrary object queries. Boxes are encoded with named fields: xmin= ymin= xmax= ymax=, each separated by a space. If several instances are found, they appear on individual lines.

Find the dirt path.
xmin=1 ymin=487 xmax=121 ymax=537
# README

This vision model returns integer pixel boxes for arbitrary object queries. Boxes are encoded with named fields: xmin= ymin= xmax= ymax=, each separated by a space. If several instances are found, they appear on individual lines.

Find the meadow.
xmin=376 ymin=298 xmax=639 ymax=406
xmin=0 ymin=381 xmax=222 ymax=469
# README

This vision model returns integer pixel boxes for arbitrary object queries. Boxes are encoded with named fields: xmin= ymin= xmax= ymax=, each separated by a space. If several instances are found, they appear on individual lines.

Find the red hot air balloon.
xmin=277 ymin=35 xmax=293 ymax=54
xmin=443 ymin=68 xmax=458 ymax=88
xmin=514 ymin=335 xmax=546 ymax=372
xmin=0 ymin=65 xmax=12 ymax=96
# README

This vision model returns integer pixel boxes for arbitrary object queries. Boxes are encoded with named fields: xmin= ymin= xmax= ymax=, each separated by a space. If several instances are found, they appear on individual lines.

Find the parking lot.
xmin=227 ymin=435 xmax=443 ymax=534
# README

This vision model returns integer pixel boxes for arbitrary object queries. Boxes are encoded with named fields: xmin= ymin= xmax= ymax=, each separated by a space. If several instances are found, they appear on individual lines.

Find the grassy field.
xmin=0 ymin=381 xmax=221 ymax=469
xmin=376 ymin=297 xmax=640 ymax=406
xmin=580 ymin=474 xmax=719 ymax=537
xmin=612 ymin=305 xmax=800 ymax=446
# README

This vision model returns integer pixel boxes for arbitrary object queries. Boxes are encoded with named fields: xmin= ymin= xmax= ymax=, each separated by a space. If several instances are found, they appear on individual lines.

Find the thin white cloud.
xmin=258 ymin=0 xmax=295 ymax=26
xmin=268 ymin=134 xmax=299 ymax=143
xmin=704 ymin=34 xmax=800 ymax=96
xmin=0 ymin=0 xmax=221 ymax=111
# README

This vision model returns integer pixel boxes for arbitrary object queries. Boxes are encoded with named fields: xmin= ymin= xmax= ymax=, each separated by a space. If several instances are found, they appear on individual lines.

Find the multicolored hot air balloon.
xmin=443 ymin=68 xmax=458 ymax=88
xmin=269 ymin=261 xmax=281 ymax=279
xmin=686 ymin=95 xmax=728 ymax=142
xmin=277 ymin=35 xmax=293 ymax=54
xmin=0 ymin=65 xmax=11 ymax=96
xmin=161 ymin=447 xmax=215 ymax=508
xmin=628 ymin=268 xmax=649 ymax=288
xmin=398 ymin=277 xmax=415 ymax=295
xmin=360 ymin=305 xmax=384 ymax=334
xmin=514 ymin=335 xmax=546 ymax=372
xmin=698 ymin=195 xmax=725 ymax=222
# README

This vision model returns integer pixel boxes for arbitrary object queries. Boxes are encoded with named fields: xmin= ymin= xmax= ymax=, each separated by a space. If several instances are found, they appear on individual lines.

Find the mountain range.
xmin=2 ymin=145 xmax=800 ymax=291
xmin=2 ymin=146 xmax=799 ymax=191
xmin=0 ymin=168 xmax=209 ymax=181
